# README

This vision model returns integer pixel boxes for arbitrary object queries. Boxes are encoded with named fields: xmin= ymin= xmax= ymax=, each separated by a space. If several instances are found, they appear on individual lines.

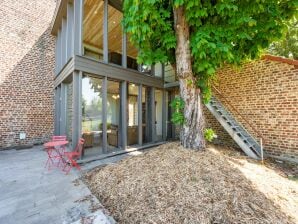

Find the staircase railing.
xmin=212 ymin=86 xmax=265 ymax=161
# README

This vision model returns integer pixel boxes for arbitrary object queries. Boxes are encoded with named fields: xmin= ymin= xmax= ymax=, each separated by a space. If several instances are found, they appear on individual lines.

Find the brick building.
xmin=0 ymin=0 xmax=297 ymax=163
xmin=0 ymin=0 xmax=57 ymax=148
xmin=205 ymin=56 xmax=298 ymax=162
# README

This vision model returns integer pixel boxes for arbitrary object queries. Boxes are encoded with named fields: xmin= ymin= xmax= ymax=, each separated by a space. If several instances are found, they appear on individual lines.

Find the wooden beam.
xmin=103 ymin=0 xmax=108 ymax=62
xmin=66 ymin=2 xmax=74 ymax=60
xmin=54 ymin=86 xmax=61 ymax=135
xmin=102 ymin=76 xmax=108 ymax=153
xmin=74 ymin=0 xmax=83 ymax=56
xmin=72 ymin=71 xmax=82 ymax=149
xmin=60 ymin=83 xmax=67 ymax=135
xmin=62 ymin=18 xmax=67 ymax=64
xmin=162 ymin=90 xmax=167 ymax=141
xmin=51 ymin=0 xmax=68 ymax=36
xmin=74 ymin=56 xmax=164 ymax=88
xmin=138 ymin=84 xmax=143 ymax=145
xmin=122 ymin=32 xmax=127 ymax=68
xmin=120 ymin=81 xmax=127 ymax=149
xmin=151 ymin=88 xmax=156 ymax=142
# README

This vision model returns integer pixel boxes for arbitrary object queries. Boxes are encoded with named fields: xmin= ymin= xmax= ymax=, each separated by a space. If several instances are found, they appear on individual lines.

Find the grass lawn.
xmin=85 ymin=142 xmax=298 ymax=224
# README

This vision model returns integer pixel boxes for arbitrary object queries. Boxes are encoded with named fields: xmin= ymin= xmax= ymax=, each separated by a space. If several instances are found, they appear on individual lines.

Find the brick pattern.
xmin=207 ymin=59 xmax=298 ymax=162
xmin=0 ymin=0 xmax=57 ymax=148
xmin=203 ymin=107 xmax=240 ymax=149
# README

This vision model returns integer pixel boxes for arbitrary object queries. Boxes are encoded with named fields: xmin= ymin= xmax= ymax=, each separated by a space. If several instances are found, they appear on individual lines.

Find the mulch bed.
xmin=84 ymin=142 xmax=298 ymax=224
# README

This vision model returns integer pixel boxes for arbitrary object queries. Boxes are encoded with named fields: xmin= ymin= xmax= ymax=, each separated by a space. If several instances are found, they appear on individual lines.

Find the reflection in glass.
xmin=81 ymin=75 xmax=103 ymax=157
xmin=127 ymin=83 xmax=139 ymax=146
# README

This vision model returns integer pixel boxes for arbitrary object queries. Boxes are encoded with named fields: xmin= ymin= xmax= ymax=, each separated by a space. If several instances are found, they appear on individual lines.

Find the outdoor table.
xmin=44 ymin=140 xmax=69 ymax=170
xmin=44 ymin=140 xmax=69 ymax=148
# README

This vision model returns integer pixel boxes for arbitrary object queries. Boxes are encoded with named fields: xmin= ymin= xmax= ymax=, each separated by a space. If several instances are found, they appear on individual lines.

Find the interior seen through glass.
xmin=79 ymin=74 xmax=168 ymax=157
xmin=127 ymin=83 xmax=139 ymax=146
xmin=107 ymin=80 xmax=121 ymax=151
xmin=81 ymin=75 xmax=103 ymax=157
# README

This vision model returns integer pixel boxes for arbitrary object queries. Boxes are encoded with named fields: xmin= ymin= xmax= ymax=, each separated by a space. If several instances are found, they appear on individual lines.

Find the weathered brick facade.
xmin=0 ymin=0 xmax=57 ymax=149
xmin=205 ymin=56 xmax=298 ymax=162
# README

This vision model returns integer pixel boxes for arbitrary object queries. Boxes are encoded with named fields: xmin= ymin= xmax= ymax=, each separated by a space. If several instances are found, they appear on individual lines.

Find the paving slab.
xmin=0 ymin=146 xmax=115 ymax=224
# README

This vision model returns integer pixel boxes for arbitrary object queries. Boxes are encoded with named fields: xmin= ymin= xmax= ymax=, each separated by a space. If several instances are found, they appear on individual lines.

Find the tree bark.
xmin=173 ymin=6 xmax=206 ymax=150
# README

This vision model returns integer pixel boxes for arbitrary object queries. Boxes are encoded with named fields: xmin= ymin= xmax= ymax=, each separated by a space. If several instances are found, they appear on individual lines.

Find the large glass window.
xmin=83 ymin=0 xmax=104 ymax=60
xmin=108 ymin=4 xmax=122 ymax=66
xmin=155 ymin=89 xmax=163 ymax=141
xmin=127 ymin=83 xmax=139 ymax=146
xmin=126 ymin=34 xmax=138 ymax=70
xmin=107 ymin=80 xmax=121 ymax=150
xmin=81 ymin=75 xmax=103 ymax=157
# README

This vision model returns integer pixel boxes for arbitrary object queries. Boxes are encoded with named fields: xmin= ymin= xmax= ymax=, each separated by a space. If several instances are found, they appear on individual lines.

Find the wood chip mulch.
xmin=84 ymin=142 xmax=298 ymax=224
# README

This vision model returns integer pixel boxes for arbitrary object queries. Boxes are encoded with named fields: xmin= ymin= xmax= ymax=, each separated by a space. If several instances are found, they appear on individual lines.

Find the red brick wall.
xmin=205 ymin=58 xmax=298 ymax=162
xmin=0 ymin=0 xmax=57 ymax=149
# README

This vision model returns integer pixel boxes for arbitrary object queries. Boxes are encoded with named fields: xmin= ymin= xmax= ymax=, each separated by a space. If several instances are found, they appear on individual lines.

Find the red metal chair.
xmin=63 ymin=138 xmax=85 ymax=174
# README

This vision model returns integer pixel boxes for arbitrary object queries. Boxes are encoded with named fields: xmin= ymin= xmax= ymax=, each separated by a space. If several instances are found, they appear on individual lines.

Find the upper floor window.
xmin=82 ymin=0 xmax=161 ymax=76
xmin=108 ymin=4 xmax=122 ymax=66
xmin=83 ymin=0 xmax=104 ymax=61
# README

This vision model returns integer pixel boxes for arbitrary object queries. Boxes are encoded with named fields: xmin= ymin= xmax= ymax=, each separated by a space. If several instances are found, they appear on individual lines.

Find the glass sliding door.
xmin=107 ymin=80 xmax=121 ymax=151
xmin=81 ymin=74 xmax=103 ymax=157
xmin=127 ymin=83 xmax=139 ymax=146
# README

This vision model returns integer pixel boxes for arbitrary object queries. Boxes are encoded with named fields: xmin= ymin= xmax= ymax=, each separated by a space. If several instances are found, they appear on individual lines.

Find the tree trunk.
xmin=173 ymin=6 xmax=206 ymax=150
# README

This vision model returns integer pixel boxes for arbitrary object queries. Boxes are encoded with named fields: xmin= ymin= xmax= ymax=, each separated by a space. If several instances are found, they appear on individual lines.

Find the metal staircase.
xmin=205 ymin=88 xmax=264 ymax=160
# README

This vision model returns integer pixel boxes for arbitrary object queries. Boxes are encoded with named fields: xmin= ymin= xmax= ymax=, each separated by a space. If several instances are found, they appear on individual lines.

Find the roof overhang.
xmin=51 ymin=0 xmax=123 ymax=36
xmin=51 ymin=0 xmax=68 ymax=36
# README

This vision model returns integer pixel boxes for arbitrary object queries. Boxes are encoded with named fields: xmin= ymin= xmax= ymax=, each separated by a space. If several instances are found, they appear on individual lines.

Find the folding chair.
xmin=63 ymin=138 xmax=85 ymax=174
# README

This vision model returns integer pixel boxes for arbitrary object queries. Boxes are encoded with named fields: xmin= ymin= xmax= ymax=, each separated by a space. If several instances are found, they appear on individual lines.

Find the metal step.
xmin=206 ymin=97 xmax=262 ymax=160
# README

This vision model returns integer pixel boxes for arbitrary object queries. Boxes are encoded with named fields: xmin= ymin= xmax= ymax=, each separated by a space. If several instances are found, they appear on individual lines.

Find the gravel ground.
xmin=85 ymin=142 xmax=298 ymax=224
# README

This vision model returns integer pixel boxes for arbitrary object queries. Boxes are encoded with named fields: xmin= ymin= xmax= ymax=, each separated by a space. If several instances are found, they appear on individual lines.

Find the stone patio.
xmin=0 ymin=145 xmax=117 ymax=224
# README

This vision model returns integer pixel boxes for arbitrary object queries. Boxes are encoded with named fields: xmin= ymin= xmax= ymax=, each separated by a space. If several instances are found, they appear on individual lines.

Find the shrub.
xmin=204 ymin=128 xmax=217 ymax=142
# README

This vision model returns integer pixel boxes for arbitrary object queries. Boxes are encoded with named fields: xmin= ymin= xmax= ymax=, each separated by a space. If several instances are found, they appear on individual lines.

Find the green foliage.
xmin=170 ymin=97 xmax=185 ymax=125
xmin=123 ymin=0 xmax=297 ymax=101
xmin=204 ymin=128 xmax=217 ymax=142
xmin=268 ymin=17 xmax=298 ymax=59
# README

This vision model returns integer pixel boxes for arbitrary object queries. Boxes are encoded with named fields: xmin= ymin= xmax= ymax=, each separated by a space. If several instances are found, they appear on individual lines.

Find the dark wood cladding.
xmin=74 ymin=56 xmax=164 ymax=88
